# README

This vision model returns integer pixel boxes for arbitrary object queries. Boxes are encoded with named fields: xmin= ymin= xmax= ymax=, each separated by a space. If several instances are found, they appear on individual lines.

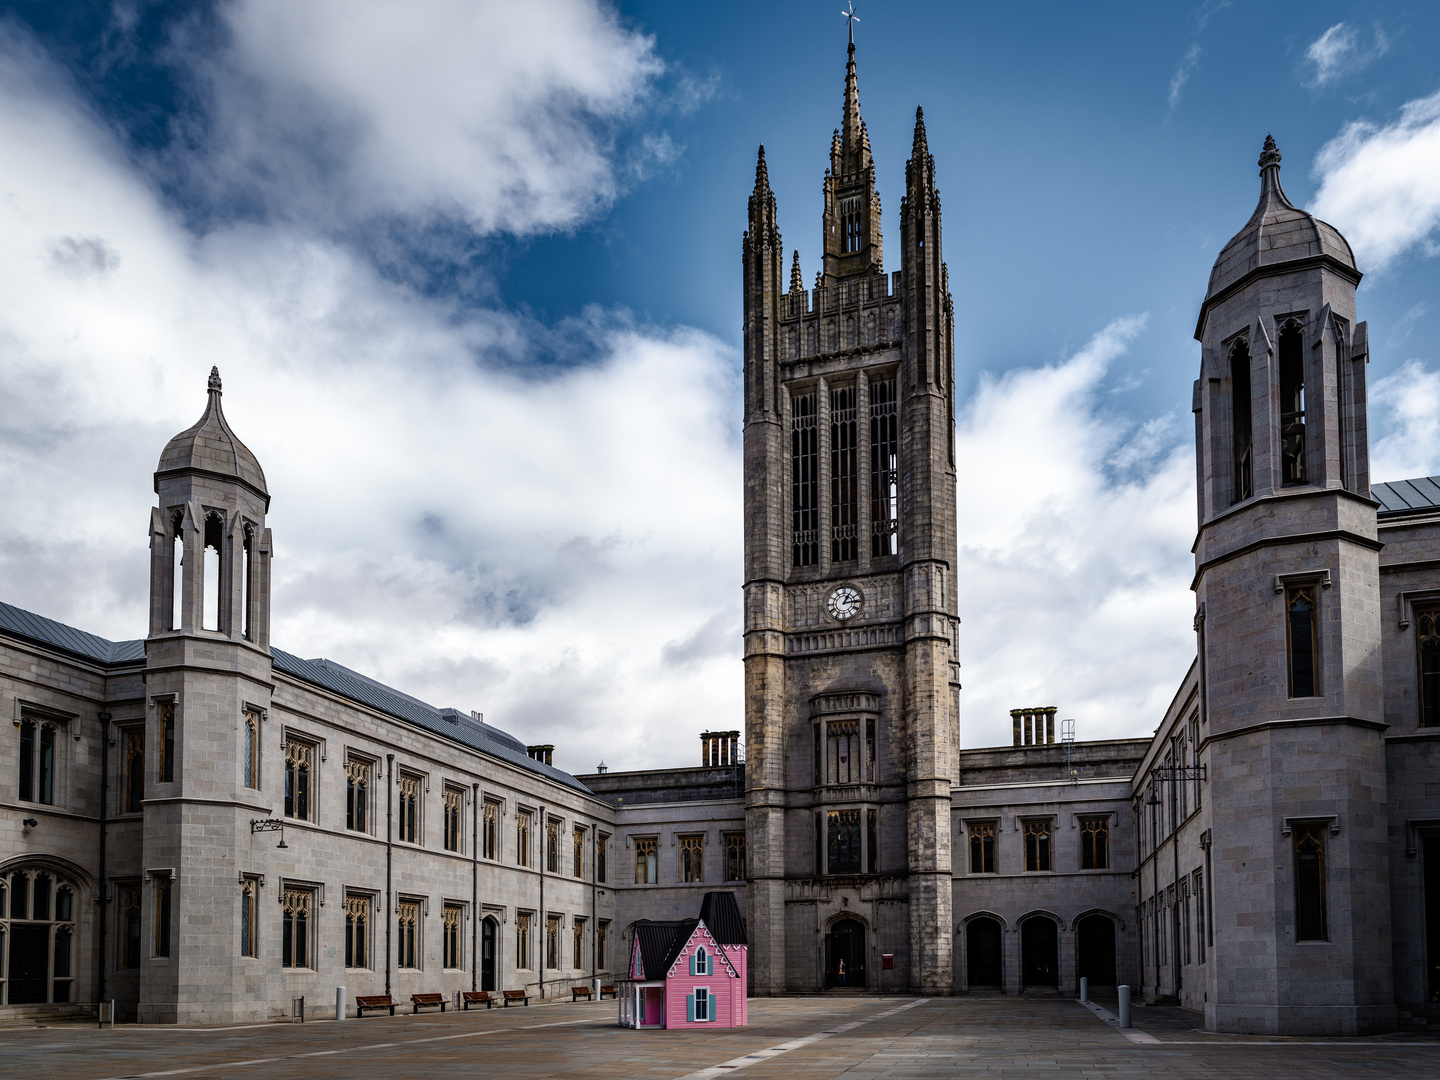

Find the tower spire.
xmin=753 ymin=144 xmax=770 ymax=195
xmin=912 ymin=106 xmax=928 ymax=156
xmin=790 ymin=249 xmax=803 ymax=292
xmin=841 ymin=24 xmax=863 ymax=169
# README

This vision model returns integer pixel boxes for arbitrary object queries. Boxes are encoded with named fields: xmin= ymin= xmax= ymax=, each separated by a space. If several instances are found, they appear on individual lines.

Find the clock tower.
xmin=742 ymin=38 xmax=959 ymax=995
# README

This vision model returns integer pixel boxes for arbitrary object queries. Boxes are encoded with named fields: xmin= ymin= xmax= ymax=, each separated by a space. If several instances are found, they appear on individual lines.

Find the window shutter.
xmin=689 ymin=952 xmax=696 ymax=976
xmin=686 ymin=993 xmax=695 ymax=1023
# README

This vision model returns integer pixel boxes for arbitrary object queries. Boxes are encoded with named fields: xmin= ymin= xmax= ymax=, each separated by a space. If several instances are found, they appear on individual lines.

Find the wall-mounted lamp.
xmin=21 ymin=817 xmax=38 ymax=828
xmin=250 ymin=817 xmax=288 ymax=849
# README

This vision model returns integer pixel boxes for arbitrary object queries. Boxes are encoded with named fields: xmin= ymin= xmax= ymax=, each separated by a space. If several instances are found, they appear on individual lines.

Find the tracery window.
xmin=791 ymin=391 xmax=820 ymax=567
xmin=1023 ymin=820 xmax=1052 ymax=872
xmin=869 ymin=376 xmax=899 ymax=556
xmin=443 ymin=904 xmax=463 ymax=969
xmin=1278 ymin=321 xmax=1306 ymax=485
xmin=243 ymin=709 xmax=261 ymax=789
xmin=573 ymin=825 xmax=585 ymax=878
xmin=241 ymin=877 xmax=259 ymax=959
xmin=597 ymin=920 xmax=608 ymax=969
xmin=1230 ymin=340 xmax=1253 ymax=502
xmin=517 ymin=811 xmax=532 ymax=867
xmin=346 ymin=756 xmax=371 ymax=833
xmin=840 ymin=199 xmax=861 ymax=254
xmin=516 ymin=913 xmax=532 ymax=970
xmin=867 ymin=808 xmax=877 ymax=874
xmin=344 ymin=893 xmax=369 ymax=969
xmin=546 ymin=915 xmax=560 ymax=969
xmin=573 ymin=919 xmax=584 ymax=969
xmin=283 ymin=736 xmax=313 ymax=821
xmin=634 ymin=838 xmax=658 ymax=884
xmin=1286 ymin=584 xmax=1319 ymax=698
xmin=968 ymin=822 xmax=996 ymax=874
xmin=397 ymin=900 xmax=420 ymax=968
xmin=825 ymin=719 xmax=861 ymax=785
xmin=281 ymin=887 xmax=312 ymax=969
xmin=1 ymin=869 xmax=77 ymax=1003
xmin=680 ymin=836 xmax=704 ymax=883
xmin=120 ymin=886 xmax=141 ymax=969
xmin=724 ymin=832 xmax=746 ymax=882
xmin=1080 ymin=816 xmax=1110 ymax=870
xmin=1294 ymin=825 xmax=1328 ymax=941
xmin=398 ymin=773 xmax=421 ymax=844
xmin=830 ymin=385 xmax=858 ymax=562
xmin=443 ymin=785 xmax=463 ymax=852
xmin=124 ymin=728 xmax=145 ymax=813
xmin=158 ymin=700 xmax=175 ymax=783
xmin=16 ymin=717 xmax=57 ymax=805
xmin=1418 ymin=607 xmax=1440 ymax=727
xmin=483 ymin=800 xmax=501 ymax=860
xmin=546 ymin=817 xmax=560 ymax=873
xmin=597 ymin=833 xmax=609 ymax=883
xmin=827 ymin=809 xmax=861 ymax=874
xmin=154 ymin=875 xmax=172 ymax=957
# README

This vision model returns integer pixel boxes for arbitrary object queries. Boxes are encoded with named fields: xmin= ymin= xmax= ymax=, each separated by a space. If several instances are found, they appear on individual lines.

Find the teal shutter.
xmin=686 ymin=993 xmax=695 ymax=1022
xmin=689 ymin=952 xmax=696 ymax=976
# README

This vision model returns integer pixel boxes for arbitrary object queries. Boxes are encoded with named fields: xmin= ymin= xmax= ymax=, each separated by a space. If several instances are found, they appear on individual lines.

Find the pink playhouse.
xmin=618 ymin=892 xmax=748 ymax=1029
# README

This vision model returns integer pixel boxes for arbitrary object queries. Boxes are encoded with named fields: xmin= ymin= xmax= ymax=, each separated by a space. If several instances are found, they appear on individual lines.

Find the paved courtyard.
xmin=2 ymin=994 xmax=1438 ymax=1080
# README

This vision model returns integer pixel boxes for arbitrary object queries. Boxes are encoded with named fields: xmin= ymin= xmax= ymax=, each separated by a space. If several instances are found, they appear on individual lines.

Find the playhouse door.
xmin=643 ymin=987 xmax=665 ymax=1026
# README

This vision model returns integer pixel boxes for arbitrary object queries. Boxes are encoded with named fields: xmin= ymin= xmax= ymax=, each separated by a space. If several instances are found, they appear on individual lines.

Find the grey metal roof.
xmin=1374 ymin=476 xmax=1440 ymax=517
xmin=0 ymin=601 xmax=145 ymax=665
xmin=0 ymin=599 xmax=589 ymax=795
xmin=698 ymin=891 xmax=748 ymax=946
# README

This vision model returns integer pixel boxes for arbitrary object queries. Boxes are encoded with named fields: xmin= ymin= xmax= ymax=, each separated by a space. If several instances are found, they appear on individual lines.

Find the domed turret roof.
xmin=1205 ymin=135 xmax=1357 ymax=305
xmin=155 ymin=367 xmax=268 ymax=500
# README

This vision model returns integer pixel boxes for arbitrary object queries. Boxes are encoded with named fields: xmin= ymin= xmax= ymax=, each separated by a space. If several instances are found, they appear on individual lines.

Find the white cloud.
xmin=187 ymin=0 xmax=666 ymax=235
xmin=954 ymin=317 xmax=1198 ymax=747
xmin=1168 ymin=43 xmax=1201 ymax=112
xmin=1305 ymin=21 xmax=1387 ymax=88
xmin=1312 ymin=89 xmax=1440 ymax=272
xmin=1371 ymin=359 xmax=1440 ymax=483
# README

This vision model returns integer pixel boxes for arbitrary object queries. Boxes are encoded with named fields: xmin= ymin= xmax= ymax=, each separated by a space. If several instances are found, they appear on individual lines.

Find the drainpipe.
xmin=97 ymin=711 xmax=111 ymax=1021
xmin=471 ymin=782 xmax=479 ymax=992
xmin=1171 ymin=734 xmax=1182 ymax=997
xmin=385 ymin=753 xmax=394 ymax=997
xmin=538 ymin=805 xmax=546 ymax=999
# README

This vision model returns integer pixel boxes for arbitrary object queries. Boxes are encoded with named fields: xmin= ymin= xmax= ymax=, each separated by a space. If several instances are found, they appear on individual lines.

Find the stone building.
xmin=5 ymin=37 xmax=1440 ymax=1037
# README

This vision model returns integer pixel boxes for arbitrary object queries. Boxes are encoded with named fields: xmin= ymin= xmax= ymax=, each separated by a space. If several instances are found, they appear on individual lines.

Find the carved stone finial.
xmin=208 ymin=366 xmax=222 ymax=394
xmin=754 ymin=144 xmax=769 ymax=193
xmin=1259 ymin=134 xmax=1281 ymax=172
xmin=790 ymin=250 xmax=803 ymax=292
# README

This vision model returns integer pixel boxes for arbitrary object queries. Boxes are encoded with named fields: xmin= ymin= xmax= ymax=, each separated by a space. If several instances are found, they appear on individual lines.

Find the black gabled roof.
xmin=1375 ymin=476 xmax=1440 ymax=518
xmin=698 ymin=892 xmax=747 ymax=945
xmin=0 ymin=599 xmax=591 ymax=795
xmin=0 ymin=601 xmax=145 ymax=665
xmin=632 ymin=919 xmax=695 ymax=981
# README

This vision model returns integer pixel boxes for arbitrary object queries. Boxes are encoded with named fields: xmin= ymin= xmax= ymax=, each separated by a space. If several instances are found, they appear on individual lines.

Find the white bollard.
xmin=336 ymin=986 xmax=347 ymax=1020
xmin=1118 ymin=984 xmax=1131 ymax=1028
xmin=593 ymin=977 xmax=601 ymax=1001
xmin=1079 ymin=976 xmax=1088 ymax=1003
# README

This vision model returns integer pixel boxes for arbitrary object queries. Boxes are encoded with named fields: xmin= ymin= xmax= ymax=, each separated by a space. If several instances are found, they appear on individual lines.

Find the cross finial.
xmin=841 ymin=1 xmax=859 ymax=47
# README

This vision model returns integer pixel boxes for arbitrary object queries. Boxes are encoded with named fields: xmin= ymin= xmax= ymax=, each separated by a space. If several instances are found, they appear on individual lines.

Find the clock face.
xmin=826 ymin=586 xmax=863 ymax=621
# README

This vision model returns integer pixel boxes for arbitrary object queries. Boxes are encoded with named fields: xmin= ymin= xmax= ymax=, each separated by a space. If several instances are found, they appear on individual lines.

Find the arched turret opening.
xmin=1278 ymin=320 xmax=1306 ymax=485
xmin=1229 ymin=340 xmax=1252 ymax=503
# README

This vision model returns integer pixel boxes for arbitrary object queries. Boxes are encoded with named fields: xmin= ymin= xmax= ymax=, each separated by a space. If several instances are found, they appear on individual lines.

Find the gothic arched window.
xmin=1417 ymin=608 xmax=1440 ymax=727
xmin=1278 ymin=321 xmax=1306 ymax=485
xmin=1 ymin=868 xmax=77 ymax=1003
xmin=202 ymin=511 xmax=224 ymax=632
xmin=1230 ymin=340 xmax=1253 ymax=502
xmin=1287 ymin=584 xmax=1319 ymax=698
xmin=17 ymin=718 xmax=58 ymax=805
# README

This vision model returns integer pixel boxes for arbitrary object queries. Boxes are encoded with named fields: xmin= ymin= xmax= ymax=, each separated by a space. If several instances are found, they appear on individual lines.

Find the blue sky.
xmin=1 ymin=1 xmax=1438 ymax=769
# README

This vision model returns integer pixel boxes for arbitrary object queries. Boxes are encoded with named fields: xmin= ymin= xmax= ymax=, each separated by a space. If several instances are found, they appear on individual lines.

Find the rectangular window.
xmin=866 ymin=718 xmax=876 ymax=780
xmin=1080 ymin=817 xmax=1110 ymax=870
xmin=282 ymin=887 xmax=312 ymax=969
xmin=692 ymin=986 xmax=710 ymax=1022
xmin=17 ymin=717 xmax=58 ymax=806
xmin=573 ymin=825 xmax=585 ymax=878
xmin=243 ymin=709 xmax=261 ymax=789
xmin=791 ymin=391 xmax=819 ymax=567
xmin=1023 ymin=820 xmax=1052 ymax=872
xmin=121 ymin=887 xmax=142 ymax=969
xmin=124 ymin=728 xmax=145 ymax=813
xmin=827 ymin=809 xmax=861 ymax=874
xmin=634 ymin=838 xmax=658 ymax=884
xmin=597 ymin=833 xmax=609 ymax=883
xmin=869 ymin=376 xmax=898 ymax=557
xmin=1286 ymin=584 xmax=1319 ymax=698
xmin=443 ymin=904 xmax=463 ymax=969
xmin=18 ymin=716 xmax=35 ymax=802
xmin=1194 ymin=871 xmax=1205 ymax=964
xmin=597 ymin=920 xmax=607 ymax=969
xmin=240 ymin=877 xmax=260 ymax=958
xmin=1294 ymin=824 xmax=1328 ymax=941
xmin=1190 ymin=718 xmax=1203 ymax=809
xmin=968 ymin=822 xmax=996 ymax=874
xmin=826 ymin=720 xmax=860 ymax=784
xmin=813 ymin=724 xmax=821 ymax=787
xmin=516 ymin=913 xmax=532 ymax=969
xmin=155 ymin=876 xmax=172 ymax=958
xmin=397 ymin=900 xmax=420 ymax=969
xmin=830 ymin=384 xmax=858 ymax=562
xmin=680 ymin=836 xmax=704 ymax=883
xmin=867 ymin=808 xmax=877 ymax=874
xmin=1418 ymin=607 xmax=1440 ymax=727
xmin=517 ymin=811 xmax=532 ymax=866
xmin=1182 ymin=880 xmax=1192 ymax=965
xmin=483 ymin=800 xmax=500 ymax=860
xmin=346 ymin=756 xmax=371 ymax=833
xmin=1278 ymin=320 xmax=1306 ymax=485
xmin=158 ymin=701 xmax=175 ymax=783
xmin=546 ymin=915 xmax=559 ymax=969
xmin=283 ymin=736 xmax=313 ymax=821
xmin=398 ymin=773 xmax=421 ymax=844
xmin=573 ymin=919 xmax=584 ymax=969
xmin=546 ymin=818 xmax=560 ymax=873
xmin=1230 ymin=341 xmax=1253 ymax=502
xmin=724 ymin=833 xmax=746 ymax=882
xmin=443 ymin=786 xmax=464 ymax=852
xmin=345 ymin=893 xmax=370 ymax=969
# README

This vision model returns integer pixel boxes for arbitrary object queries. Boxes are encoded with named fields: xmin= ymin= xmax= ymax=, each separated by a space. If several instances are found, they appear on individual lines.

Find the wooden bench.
xmin=355 ymin=994 xmax=396 ymax=1017
xmin=571 ymin=986 xmax=592 ymax=1002
xmin=461 ymin=991 xmax=493 ymax=1010
xmin=411 ymin=993 xmax=446 ymax=1014
xmin=502 ymin=990 xmax=530 ymax=1007
xmin=599 ymin=985 xmax=617 ymax=999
